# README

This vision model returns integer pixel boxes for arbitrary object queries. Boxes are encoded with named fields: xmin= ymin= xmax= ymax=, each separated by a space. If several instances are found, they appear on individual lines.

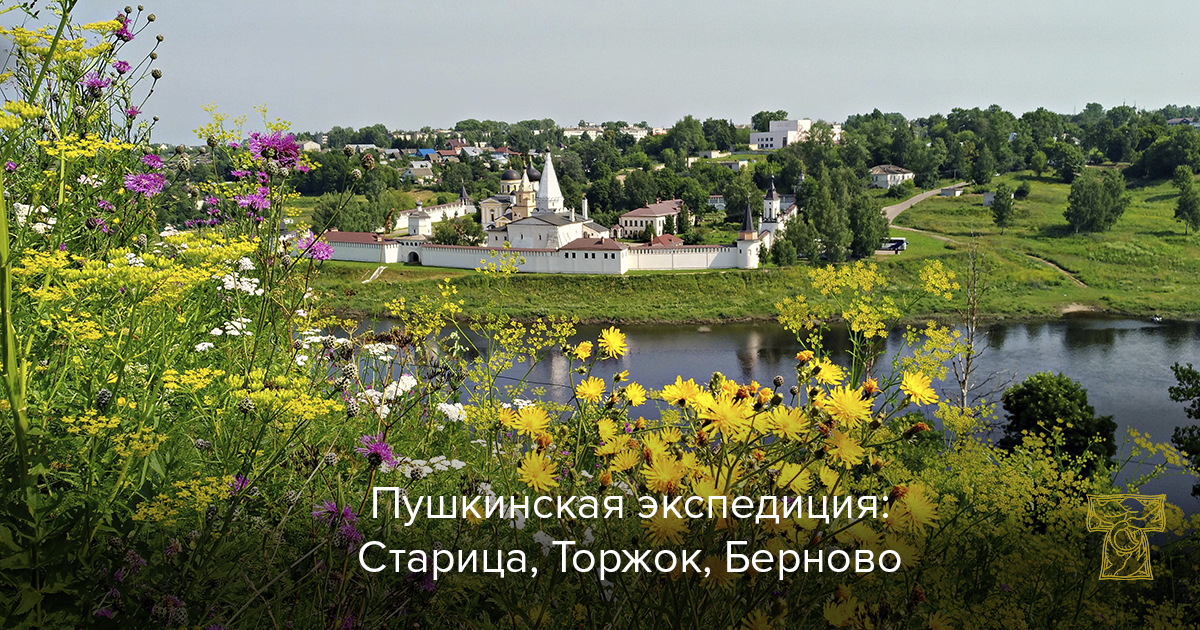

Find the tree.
xmin=1014 ymin=180 xmax=1032 ymax=200
xmin=990 ymin=183 xmax=1015 ymax=233
xmin=663 ymin=214 xmax=676 ymax=235
xmin=999 ymin=372 xmax=1117 ymax=476
xmin=770 ymin=239 xmax=796 ymax=267
xmin=847 ymin=194 xmax=888 ymax=258
xmin=808 ymin=172 xmax=851 ymax=262
xmin=1168 ymin=363 xmax=1200 ymax=496
xmin=680 ymin=178 xmax=708 ymax=225
xmin=971 ymin=144 xmax=995 ymax=185
xmin=1064 ymin=169 xmax=1129 ymax=233
xmin=751 ymin=110 xmax=789 ymax=133
xmin=1030 ymin=150 xmax=1048 ymax=177
xmin=641 ymin=221 xmax=657 ymax=241
xmin=623 ymin=169 xmax=657 ymax=209
xmin=431 ymin=215 xmax=484 ymax=246
xmin=1172 ymin=165 xmax=1200 ymax=234
xmin=1049 ymin=142 xmax=1085 ymax=183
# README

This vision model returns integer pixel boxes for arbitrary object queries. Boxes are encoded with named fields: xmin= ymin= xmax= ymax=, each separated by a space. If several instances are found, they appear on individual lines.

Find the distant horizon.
xmin=42 ymin=0 xmax=1200 ymax=144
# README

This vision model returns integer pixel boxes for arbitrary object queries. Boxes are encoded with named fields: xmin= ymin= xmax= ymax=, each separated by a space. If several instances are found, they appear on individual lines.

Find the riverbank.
xmin=311 ymin=171 xmax=1200 ymax=324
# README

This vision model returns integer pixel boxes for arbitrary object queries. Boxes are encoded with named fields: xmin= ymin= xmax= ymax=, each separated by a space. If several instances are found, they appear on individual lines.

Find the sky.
xmin=33 ymin=0 xmax=1200 ymax=143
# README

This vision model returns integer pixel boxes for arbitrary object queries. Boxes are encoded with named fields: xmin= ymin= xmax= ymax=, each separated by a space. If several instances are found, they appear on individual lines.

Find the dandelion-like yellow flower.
xmin=575 ymin=377 xmax=606 ymax=403
xmin=662 ymin=376 xmax=702 ymax=407
xmin=698 ymin=393 xmax=753 ymax=441
xmin=769 ymin=406 xmax=808 ymax=441
xmin=739 ymin=611 xmax=780 ymax=630
xmin=825 ymin=385 xmax=872 ymax=429
xmin=611 ymin=449 xmax=641 ymax=472
xmin=643 ymin=456 xmax=686 ymax=494
xmin=928 ymin=611 xmax=954 ymax=630
xmin=622 ymin=382 xmax=647 ymax=406
xmin=901 ymin=372 xmax=939 ymax=406
xmin=895 ymin=483 xmax=939 ymax=531
xmin=813 ymin=358 xmax=845 ymax=386
xmin=598 ymin=418 xmax=619 ymax=443
xmin=518 ymin=451 xmax=559 ymax=493
xmin=823 ymin=597 xmax=859 ymax=627
xmin=598 ymin=326 xmax=627 ymax=359
xmin=513 ymin=406 xmax=550 ymax=437
xmin=826 ymin=430 xmax=865 ymax=468
xmin=642 ymin=512 xmax=688 ymax=546
xmin=573 ymin=341 xmax=593 ymax=360
xmin=776 ymin=462 xmax=812 ymax=494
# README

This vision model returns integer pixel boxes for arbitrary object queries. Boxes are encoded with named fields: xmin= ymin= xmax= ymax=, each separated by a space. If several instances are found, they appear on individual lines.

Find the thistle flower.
xmin=3 ymin=161 xmax=15 ymax=172
xmin=312 ymin=500 xmax=357 ymax=526
xmin=123 ymin=172 xmax=166 ymax=198
xmin=125 ymin=106 xmax=140 ymax=119
xmin=354 ymin=432 xmax=397 ymax=469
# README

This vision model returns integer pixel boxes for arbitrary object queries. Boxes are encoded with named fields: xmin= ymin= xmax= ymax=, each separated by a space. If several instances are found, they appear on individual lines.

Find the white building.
xmin=326 ymin=197 xmax=766 ymax=274
xmin=299 ymin=140 xmax=321 ymax=152
xmin=749 ymin=119 xmax=813 ymax=150
xmin=616 ymin=199 xmax=691 ymax=237
xmin=398 ymin=188 xmax=474 ymax=235
xmin=759 ymin=177 xmax=799 ymax=237
xmin=868 ymin=165 xmax=915 ymax=189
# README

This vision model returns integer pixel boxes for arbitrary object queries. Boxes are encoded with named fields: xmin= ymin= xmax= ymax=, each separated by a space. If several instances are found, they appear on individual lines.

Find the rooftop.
xmin=560 ymin=237 xmax=628 ymax=251
xmin=868 ymin=164 xmax=912 ymax=175
xmin=621 ymin=199 xmax=683 ymax=218
xmin=322 ymin=230 xmax=393 ymax=244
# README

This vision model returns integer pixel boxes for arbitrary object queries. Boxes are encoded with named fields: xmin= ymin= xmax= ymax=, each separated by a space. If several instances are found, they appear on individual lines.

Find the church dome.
xmin=501 ymin=168 xmax=520 ymax=181
xmin=526 ymin=164 xmax=541 ymax=182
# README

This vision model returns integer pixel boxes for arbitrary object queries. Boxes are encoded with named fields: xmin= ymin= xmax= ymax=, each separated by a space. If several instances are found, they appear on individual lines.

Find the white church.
xmin=323 ymin=153 xmax=809 ymax=275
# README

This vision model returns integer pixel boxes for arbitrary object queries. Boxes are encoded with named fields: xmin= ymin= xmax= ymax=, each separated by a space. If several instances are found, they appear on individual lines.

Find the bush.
xmin=1014 ymin=180 xmax=1032 ymax=199
xmin=999 ymin=372 xmax=1117 ymax=474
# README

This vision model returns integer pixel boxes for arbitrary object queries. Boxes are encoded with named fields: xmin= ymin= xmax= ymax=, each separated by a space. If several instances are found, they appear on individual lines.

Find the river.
xmin=365 ymin=316 xmax=1200 ymax=508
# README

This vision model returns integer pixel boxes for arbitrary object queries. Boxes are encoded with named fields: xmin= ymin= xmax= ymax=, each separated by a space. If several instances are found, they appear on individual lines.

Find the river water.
xmin=366 ymin=316 xmax=1200 ymax=508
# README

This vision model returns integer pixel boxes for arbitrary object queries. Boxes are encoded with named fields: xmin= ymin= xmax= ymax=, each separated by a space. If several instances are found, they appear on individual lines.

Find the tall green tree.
xmin=808 ymin=172 xmax=851 ymax=262
xmin=990 ymin=183 xmax=1015 ymax=234
xmin=1172 ymin=165 xmax=1200 ymax=234
xmin=971 ymin=144 xmax=996 ymax=185
xmin=847 ymin=194 xmax=888 ymax=258
xmin=999 ymin=372 xmax=1117 ymax=476
xmin=751 ymin=110 xmax=789 ymax=132
xmin=1168 ymin=362 xmax=1200 ymax=495
xmin=1030 ymin=150 xmax=1048 ymax=177
xmin=1064 ymin=169 xmax=1129 ymax=233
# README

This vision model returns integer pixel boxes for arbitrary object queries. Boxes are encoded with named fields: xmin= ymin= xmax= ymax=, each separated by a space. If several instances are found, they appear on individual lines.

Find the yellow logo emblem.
xmin=1086 ymin=494 xmax=1166 ymax=580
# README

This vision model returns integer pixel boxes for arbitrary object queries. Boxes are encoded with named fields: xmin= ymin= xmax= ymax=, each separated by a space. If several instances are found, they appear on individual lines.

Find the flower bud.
xmin=178 ymin=154 xmax=191 ymax=173
xmin=237 ymin=397 xmax=255 ymax=414
xmin=773 ymin=375 xmax=784 ymax=388
xmin=138 ymin=4 xmax=144 ymax=10
xmin=361 ymin=153 xmax=376 ymax=170
xmin=346 ymin=399 xmax=360 ymax=418
xmin=350 ymin=168 xmax=362 ymax=180
xmin=149 ymin=51 xmax=158 ymax=59
xmin=343 ymin=145 xmax=354 ymax=157
xmin=125 ymin=6 xmax=133 ymax=13
xmin=72 ymin=105 xmax=85 ymax=118
xmin=206 ymin=135 xmax=218 ymax=147
xmin=151 ymin=68 xmax=162 ymax=80
xmin=264 ymin=159 xmax=281 ymax=176
xmin=175 ymin=144 xmax=185 ymax=154
xmin=156 ymin=34 xmax=164 ymax=42
xmin=901 ymin=422 xmax=931 ymax=439
xmin=147 ymin=13 xmax=156 ymax=21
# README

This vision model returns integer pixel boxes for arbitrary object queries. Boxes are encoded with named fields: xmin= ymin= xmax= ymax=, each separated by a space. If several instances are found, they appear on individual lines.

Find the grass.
xmin=310 ymin=169 xmax=1200 ymax=323
xmin=893 ymin=169 xmax=1200 ymax=316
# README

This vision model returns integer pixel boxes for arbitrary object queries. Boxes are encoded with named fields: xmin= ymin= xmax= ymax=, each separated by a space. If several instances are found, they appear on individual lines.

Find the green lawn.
xmin=893 ymin=169 xmax=1200 ymax=315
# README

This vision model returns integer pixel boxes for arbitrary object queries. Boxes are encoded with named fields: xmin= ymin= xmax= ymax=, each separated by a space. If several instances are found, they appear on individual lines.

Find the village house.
xmin=868 ymin=164 xmax=915 ymax=189
xmin=615 ymin=199 xmax=691 ymax=238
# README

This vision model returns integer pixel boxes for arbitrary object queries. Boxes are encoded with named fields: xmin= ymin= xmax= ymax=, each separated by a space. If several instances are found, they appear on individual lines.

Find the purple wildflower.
xmin=297 ymin=163 xmax=311 ymax=173
xmin=230 ymin=169 xmax=248 ymax=179
xmin=123 ymin=172 xmax=166 ymax=198
xmin=205 ymin=196 xmax=221 ymax=208
xmin=354 ymin=432 xmax=398 ymax=469
xmin=256 ymin=171 xmax=268 ymax=184
xmin=97 ymin=199 xmax=114 ymax=211
xmin=247 ymin=130 xmax=301 ymax=169
xmin=227 ymin=141 xmax=239 ymax=149
xmin=125 ymin=106 xmax=141 ymax=119
xmin=140 ymin=153 xmax=162 ymax=169
xmin=79 ymin=71 xmax=111 ymax=92
xmin=94 ymin=609 xmax=116 ymax=619
xmin=4 ymin=161 xmax=15 ymax=172
xmin=233 ymin=187 xmax=269 ymax=211
xmin=59 ymin=243 xmax=67 ymax=251
xmin=335 ymin=522 xmax=362 ymax=548
xmin=296 ymin=233 xmax=333 ymax=261
xmin=312 ymin=501 xmax=358 ymax=526
xmin=228 ymin=474 xmax=250 ymax=496
xmin=114 ymin=14 xmax=134 ymax=42
xmin=113 ymin=60 xmax=131 ymax=74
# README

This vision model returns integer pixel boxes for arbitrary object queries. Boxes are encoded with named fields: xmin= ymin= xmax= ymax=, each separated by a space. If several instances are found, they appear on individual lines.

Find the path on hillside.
xmin=884 ymin=182 xmax=967 ymax=223
xmin=1026 ymin=255 xmax=1088 ymax=288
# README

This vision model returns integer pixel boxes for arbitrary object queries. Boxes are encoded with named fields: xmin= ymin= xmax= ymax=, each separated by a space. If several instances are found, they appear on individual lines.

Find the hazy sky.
xmin=50 ymin=0 xmax=1200 ymax=143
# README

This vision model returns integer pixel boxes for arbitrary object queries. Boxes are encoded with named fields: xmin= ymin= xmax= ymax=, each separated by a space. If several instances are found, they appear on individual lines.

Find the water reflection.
xmin=358 ymin=317 xmax=1200 ymax=508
